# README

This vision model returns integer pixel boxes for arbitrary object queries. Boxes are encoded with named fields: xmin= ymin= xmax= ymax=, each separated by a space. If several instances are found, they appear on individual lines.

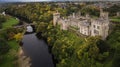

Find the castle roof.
xmin=79 ymin=20 xmax=90 ymax=26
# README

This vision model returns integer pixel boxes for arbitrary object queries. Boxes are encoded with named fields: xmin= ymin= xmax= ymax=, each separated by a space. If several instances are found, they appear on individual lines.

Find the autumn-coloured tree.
xmin=14 ymin=33 xmax=23 ymax=42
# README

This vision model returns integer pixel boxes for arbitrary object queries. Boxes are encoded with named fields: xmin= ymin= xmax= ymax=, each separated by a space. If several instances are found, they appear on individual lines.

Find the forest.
xmin=1 ymin=2 xmax=120 ymax=67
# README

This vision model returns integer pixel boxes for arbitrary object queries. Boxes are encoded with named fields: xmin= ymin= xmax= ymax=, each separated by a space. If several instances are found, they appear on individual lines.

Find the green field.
xmin=111 ymin=19 xmax=120 ymax=23
xmin=2 ymin=16 xmax=19 ymax=28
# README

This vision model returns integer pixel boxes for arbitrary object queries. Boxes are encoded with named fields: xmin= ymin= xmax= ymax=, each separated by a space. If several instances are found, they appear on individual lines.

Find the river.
xmin=4 ymin=13 xmax=54 ymax=67
xmin=22 ymin=33 xmax=54 ymax=67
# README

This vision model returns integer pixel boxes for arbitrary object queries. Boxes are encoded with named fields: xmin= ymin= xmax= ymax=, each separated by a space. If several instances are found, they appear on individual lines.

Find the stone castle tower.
xmin=91 ymin=8 xmax=109 ymax=39
xmin=100 ymin=8 xmax=109 ymax=19
xmin=53 ymin=11 xmax=60 ymax=26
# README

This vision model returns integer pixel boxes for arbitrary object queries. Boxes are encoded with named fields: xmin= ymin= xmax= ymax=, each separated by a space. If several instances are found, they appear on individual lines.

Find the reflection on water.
xmin=22 ymin=33 xmax=54 ymax=67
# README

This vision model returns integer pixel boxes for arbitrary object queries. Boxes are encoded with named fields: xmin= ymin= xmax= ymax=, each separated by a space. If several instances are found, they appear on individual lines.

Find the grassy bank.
xmin=0 ymin=40 xmax=19 ymax=67
xmin=111 ymin=19 xmax=120 ymax=23
xmin=0 ymin=15 xmax=23 ymax=67
xmin=2 ymin=16 xmax=19 ymax=28
xmin=110 ymin=16 xmax=120 ymax=23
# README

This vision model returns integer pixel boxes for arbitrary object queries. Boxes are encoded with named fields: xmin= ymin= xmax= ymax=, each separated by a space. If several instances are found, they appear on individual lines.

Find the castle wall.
xmin=53 ymin=10 xmax=109 ymax=40
xmin=91 ymin=20 xmax=102 ymax=36
xmin=53 ymin=13 xmax=60 ymax=26
xmin=79 ymin=24 xmax=89 ymax=36
xmin=101 ymin=22 xmax=109 ymax=39
xmin=62 ymin=22 xmax=68 ymax=30
xmin=90 ymin=19 xmax=109 ymax=40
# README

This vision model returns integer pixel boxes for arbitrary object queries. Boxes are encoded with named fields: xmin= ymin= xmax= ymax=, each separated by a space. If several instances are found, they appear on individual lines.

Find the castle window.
xmin=105 ymin=26 xmax=108 ymax=30
xmin=93 ymin=25 xmax=95 ymax=28
xmin=97 ymin=26 xmax=100 ymax=29
xmin=94 ymin=30 xmax=99 ymax=35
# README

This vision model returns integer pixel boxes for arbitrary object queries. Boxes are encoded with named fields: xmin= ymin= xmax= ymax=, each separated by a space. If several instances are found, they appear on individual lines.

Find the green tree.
xmin=0 ymin=38 xmax=10 ymax=55
xmin=14 ymin=33 xmax=23 ymax=42
xmin=112 ymin=45 xmax=120 ymax=67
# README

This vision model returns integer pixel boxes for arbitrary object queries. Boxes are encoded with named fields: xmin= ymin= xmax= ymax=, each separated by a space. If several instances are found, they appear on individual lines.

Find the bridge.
xmin=0 ymin=22 xmax=35 ymax=32
xmin=13 ymin=22 xmax=35 ymax=28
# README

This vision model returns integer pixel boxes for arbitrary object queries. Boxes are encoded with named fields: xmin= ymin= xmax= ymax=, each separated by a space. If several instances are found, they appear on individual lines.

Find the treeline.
xmin=104 ymin=4 xmax=120 ymax=16
xmin=5 ymin=3 xmax=100 ymax=23
xmin=5 ymin=3 xmax=58 ymax=23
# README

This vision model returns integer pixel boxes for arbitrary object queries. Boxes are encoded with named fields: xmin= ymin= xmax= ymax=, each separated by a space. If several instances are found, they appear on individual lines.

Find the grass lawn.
xmin=0 ymin=40 xmax=19 ymax=67
xmin=8 ymin=40 xmax=19 ymax=51
xmin=2 ymin=16 xmax=19 ymax=28
xmin=111 ymin=19 xmax=120 ymax=23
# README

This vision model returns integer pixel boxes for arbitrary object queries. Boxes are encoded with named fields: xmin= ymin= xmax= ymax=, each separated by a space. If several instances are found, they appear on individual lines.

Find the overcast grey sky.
xmin=0 ymin=0 xmax=119 ymax=2
xmin=0 ymin=0 xmax=51 ymax=2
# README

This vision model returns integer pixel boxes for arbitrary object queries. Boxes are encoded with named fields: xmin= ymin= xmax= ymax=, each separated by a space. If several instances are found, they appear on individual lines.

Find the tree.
xmin=0 ymin=38 xmax=10 ymax=55
xmin=104 ymin=4 xmax=120 ymax=16
xmin=36 ymin=22 xmax=48 ymax=33
xmin=112 ymin=45 xmax=120 ymax=67
xmin=14 ymin=33 xmax=23 ymax=42
xmin=0 ymin=15 xmax=6 ymax=28
xmin=81 ymin=5 xmax=99 ymax=16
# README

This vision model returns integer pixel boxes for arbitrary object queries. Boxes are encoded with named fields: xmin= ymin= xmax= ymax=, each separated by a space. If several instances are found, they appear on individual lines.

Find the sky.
xmin=0 ymin=0 xmax=120 ymax=2
xmin=0 ymin=0 xmax=52 ymax=2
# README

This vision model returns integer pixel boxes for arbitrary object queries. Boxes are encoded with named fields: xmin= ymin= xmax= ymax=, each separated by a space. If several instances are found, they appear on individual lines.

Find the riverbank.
xmin=2 ymin=15 xmax=19 ymax=29
xmin=0 ymin=14 xmax=26 ymax=67
xmin=18 ymin=47 xmax=31 ymax=67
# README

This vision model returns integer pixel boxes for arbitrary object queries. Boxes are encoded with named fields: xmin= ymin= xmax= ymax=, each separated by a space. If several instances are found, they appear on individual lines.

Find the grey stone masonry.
xmin=53 ymin=9 xmax=109 ymax=40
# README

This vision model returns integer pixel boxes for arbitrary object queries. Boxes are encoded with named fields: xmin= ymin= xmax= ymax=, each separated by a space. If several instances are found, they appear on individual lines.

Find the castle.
xmin=53 ymin=9 xmax=109 ymax=40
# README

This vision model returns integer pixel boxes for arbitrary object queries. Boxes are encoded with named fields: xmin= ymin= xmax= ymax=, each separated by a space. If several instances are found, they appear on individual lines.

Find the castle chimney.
xmin=79 ymin=11 xmax=81 ymax=16
xmin=56 ymin=10 xmax=59 ymax=13
xmin=53 ymin=11 xmax=60 ymax=26
xmin=99 ymin=7 xmax=109 ymax=19
xmin=100 ymin=8 xmax=103 ymax=13
xmin=86 ymin=13 xmax=89 ymax=18
xmin=100 ymin=7 xmax=104 ymax=18
xmin=62 ymin=17 xmax=65 ymax=19
xmin=73 ymin=13 xmax=75 ymax=18
xmin=117 ymin=12 xmax=120 ymax=16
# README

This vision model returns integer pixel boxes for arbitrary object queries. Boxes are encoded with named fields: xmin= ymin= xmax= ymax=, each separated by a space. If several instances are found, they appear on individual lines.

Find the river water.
xmin=22 ymin=33 xmax=54 ymax=67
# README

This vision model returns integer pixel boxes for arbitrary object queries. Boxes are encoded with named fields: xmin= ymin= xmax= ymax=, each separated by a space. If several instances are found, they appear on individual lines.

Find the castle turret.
xmin=76 ymin=11 xmax=81 ymax=17
xmin=72 ymin=13 xmax=75 ymax=18
xmin=100 ymin=8 xmax=109 ymax=20
xmin=117 ymin=12 xmax=120 ymax=16
xmin=86 ymin=13 xmax=90 ymax=19
xmin=98 ymin=8 xmax=109 ymax=40
xmin=53 ymin=11 xmax=60 ymax=26
xmin=79 ymin=11 xmax=81 ymax=16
